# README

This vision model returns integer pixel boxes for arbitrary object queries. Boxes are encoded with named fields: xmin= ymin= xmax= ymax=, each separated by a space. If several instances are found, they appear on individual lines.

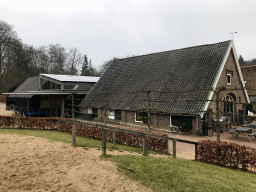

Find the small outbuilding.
xmin=4 ymin=74 xmax=100 ymax=117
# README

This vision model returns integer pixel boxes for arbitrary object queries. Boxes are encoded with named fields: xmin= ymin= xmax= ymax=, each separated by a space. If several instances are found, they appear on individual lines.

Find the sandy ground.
xmin=0 ymin=134 xmax=155 ymax=192
xmin=1 ymin=102 xmax=256 ymax=191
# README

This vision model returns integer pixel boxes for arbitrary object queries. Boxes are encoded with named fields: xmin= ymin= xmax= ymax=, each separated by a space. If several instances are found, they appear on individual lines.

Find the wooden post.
xmin=143 ymin=136 xmax=147 ymax=156
xmin=72 ymin=123 xmax=76 ymax=146
xmin=216 ymin=91 xmax=221 ymax=144
xmin=166 ymin=139 xmax=169 ymax=154
xmin=104 ymin=93 xmax=107 ymax=126
xmin=113 ymin=130 xmax=116 ymax=149
xmin=72 ymin=93 xmax=76 ymax=146
xmin=173 ymin=140 xmax=176 ymax=158
xmin=102 ymin=129 xmax=107 ymax=156
xmin=146 ymin=90 xmax=152 ymax=134
xmin=61 ymin=96 xmax=64 ymax=117
xmin=195 ymin=143 xmax=198 ymax=160
xmin=72 ymin=93 xmax=75 ymax=119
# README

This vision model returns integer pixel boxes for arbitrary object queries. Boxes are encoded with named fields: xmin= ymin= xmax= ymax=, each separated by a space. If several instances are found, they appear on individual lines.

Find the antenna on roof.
xmin=229 ymin=31 xmax=237 ymax=40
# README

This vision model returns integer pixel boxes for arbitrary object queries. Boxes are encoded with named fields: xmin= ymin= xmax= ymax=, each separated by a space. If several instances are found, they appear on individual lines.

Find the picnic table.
xmin=229 ymin=127 xmax=256 ymax=141
xmin=248 ymin=122 xmax=256 ymax=127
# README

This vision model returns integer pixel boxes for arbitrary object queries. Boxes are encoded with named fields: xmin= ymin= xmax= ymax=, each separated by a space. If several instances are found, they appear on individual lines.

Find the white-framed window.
xmin=135 ymin=112 xmax=148 ymax=123
xmin=224 ymin=95 xmax=234 ymax=113
xmin=108 ymin=110 xmax=115 ymax=119
xmin=227 ymin=74 xmax=231 ymax=85
xmin=88 ymin=107 xmax=92 ymax=114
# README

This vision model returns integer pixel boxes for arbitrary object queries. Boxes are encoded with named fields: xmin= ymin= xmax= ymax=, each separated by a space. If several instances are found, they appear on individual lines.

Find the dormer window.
xmin=227 ymin=74 xmax=231 ymax=85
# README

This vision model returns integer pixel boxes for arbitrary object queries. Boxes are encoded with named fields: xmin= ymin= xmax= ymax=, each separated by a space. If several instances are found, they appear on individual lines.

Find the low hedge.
xmin=198 ymin=140 xmax=256 ymax=170
xmin=0 ymin=116 xmax=167 ymax=152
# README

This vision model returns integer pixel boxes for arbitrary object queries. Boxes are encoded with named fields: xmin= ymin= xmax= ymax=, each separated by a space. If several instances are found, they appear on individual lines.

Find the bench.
xmin=228 ymin=130 xmax=236 ymax=134
xmin=248 ymin=132 xmax=256 ymax=138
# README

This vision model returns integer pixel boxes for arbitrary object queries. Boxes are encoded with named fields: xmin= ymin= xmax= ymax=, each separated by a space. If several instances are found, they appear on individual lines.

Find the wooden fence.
xmin=68 ymin=119 xmax=199 ymax=159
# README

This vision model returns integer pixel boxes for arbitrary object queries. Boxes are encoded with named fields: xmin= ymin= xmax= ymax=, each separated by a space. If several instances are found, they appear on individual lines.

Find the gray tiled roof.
xmin=249 ymin=96 xmax=256 ymax=103
xmin=9 ymin=76 xmax=39 ymax=98
xmin=80 ymin=40 xmax=232 ymax=115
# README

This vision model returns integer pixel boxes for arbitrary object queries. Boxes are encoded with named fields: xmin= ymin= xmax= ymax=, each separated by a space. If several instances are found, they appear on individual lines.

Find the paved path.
xmin=167 ymin=130 xmax=256 ymax=160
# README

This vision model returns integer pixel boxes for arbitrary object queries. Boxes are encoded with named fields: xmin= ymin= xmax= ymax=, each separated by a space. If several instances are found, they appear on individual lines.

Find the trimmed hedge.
xmin=0 ymin=116 xmax=167 ymax=152
xmin=198 ymin=140 xmax=256 ymax=170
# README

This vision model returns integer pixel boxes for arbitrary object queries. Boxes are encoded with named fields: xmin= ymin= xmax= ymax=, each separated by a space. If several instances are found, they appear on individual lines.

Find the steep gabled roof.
xmin=249 ymin=96 xmax=256 ymax=103
xmin=80 ymin=40 xmax=233 ymax=116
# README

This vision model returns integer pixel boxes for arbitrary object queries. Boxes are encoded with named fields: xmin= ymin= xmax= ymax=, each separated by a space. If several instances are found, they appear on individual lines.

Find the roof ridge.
xmin=240 ymin=65 xmax=256 ymax=68
xmin=115 ymin=40 xmax=232 ymax=61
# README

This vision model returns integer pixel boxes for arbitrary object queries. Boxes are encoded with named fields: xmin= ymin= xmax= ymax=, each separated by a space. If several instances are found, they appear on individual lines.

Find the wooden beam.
xmin=166 ymin=139 xmax=169 ymax=154
xmin=68 ymin=119 xmax=199 ymax=145
xmin=102 ymin=129 xmax=107 ymax=156
xmin=173 ymin=140 xmax=176 ymax=158
xmin=72 ymin=123 xmax=76 ymax=146
xmin=143 ymin=136 xmax=147 ymax=156
xmin=195 ymin=143 xmax=198 ymax=160
xmin=61 ymin=96 xmax=64 ymax=117
xmin=113 ymin=130 xmax=116 ymax=149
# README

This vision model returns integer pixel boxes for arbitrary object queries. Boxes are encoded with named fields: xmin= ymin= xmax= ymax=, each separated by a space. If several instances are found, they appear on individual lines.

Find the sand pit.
xmin=0 ymin=134 xmax=152 ymax=192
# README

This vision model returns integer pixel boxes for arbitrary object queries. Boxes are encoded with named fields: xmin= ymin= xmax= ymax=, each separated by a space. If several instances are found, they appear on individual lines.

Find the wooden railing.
xmin=68 ymin=119 xmax=198 ymax=159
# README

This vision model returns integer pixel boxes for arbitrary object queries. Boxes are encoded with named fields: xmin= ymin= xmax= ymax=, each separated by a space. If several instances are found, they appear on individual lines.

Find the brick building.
xmin=79 ymin=40 xmax=249 ymax=135
xmin=241 ymin=65 xmax=256 ymax=112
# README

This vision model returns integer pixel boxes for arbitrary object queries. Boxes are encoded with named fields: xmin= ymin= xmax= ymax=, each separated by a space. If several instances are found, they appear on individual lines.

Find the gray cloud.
xmin=1 ymin=0 xmax=255 ymax=71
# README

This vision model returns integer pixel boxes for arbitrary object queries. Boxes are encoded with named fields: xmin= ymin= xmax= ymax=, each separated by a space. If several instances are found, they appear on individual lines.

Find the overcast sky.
xmin=1 ymin=0 xmax=256 ymax=71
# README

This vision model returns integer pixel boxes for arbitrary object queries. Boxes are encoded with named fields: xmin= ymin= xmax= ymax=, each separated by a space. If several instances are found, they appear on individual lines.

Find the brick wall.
xmin=80 ymin=107 xmax=88 ymax=114
xmin=157 ymin=114 xmax=170 ymax=130
xmin=208 ymin=49 xmax=247 ymax=123
xmin=241 ymin=65 xmax=256 ymax=96
xmin=121 ymin=110 xmax=127 ymax=123
xmin=126 ymin=111 xmax=136 ymax=124
xmin=192 ymin=117 xmax=204 ymax=135
xmin=0 ymin=94 xmax=7 ymax=101
xmin=151 ymin=113 xmax=158 ymax=128
xmin=98 ymin=108 xmax=103 ymax=119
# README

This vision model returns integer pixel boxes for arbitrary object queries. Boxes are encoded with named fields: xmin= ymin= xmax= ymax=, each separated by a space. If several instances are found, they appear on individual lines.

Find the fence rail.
xmin=68 ymin=118 xmax=198 ymax=159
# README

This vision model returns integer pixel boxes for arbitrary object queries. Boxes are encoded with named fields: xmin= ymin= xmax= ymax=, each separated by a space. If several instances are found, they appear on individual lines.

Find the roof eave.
xmin=201 ymin=40 xmax=233 ymax=118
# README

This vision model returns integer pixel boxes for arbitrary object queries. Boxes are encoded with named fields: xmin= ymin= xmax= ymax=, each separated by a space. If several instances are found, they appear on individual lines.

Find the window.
xmin=227 ymin=74 xmax=231 ymax=85
xmin=224 ymin=95 xmax=234 ymax=113
xmin=88 ymin=107 xmax=92 ymax=114
xmin=92 ymin=108 xmax=98 ymax=118
xmin=109 ymin=110 xmax=115 ymax=119
xmin=114 ymin=110 xmax=121 ymax=120
xmin=135 ymin=112 xmax=148 ymax=123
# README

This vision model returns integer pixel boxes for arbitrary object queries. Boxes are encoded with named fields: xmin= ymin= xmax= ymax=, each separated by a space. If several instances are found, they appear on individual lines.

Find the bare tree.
xmin=67 ymin=47 xmax=81 ymax=75
xmin=98 ymin=57 xmax=118 ymax=76
xmin=0 ymin=20 xmax=19 ymax=74
xmin=36 ymin=46 xmax=49 ymax=73
xmin=48 ymin=44 xmax=67 ymax=74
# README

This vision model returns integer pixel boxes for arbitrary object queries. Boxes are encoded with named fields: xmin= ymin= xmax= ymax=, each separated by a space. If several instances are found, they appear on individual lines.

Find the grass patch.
xmin=101 ymin=155 xmax=256 ymax=192
xmin=0 ymin=128 xmax=165 ymax=155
